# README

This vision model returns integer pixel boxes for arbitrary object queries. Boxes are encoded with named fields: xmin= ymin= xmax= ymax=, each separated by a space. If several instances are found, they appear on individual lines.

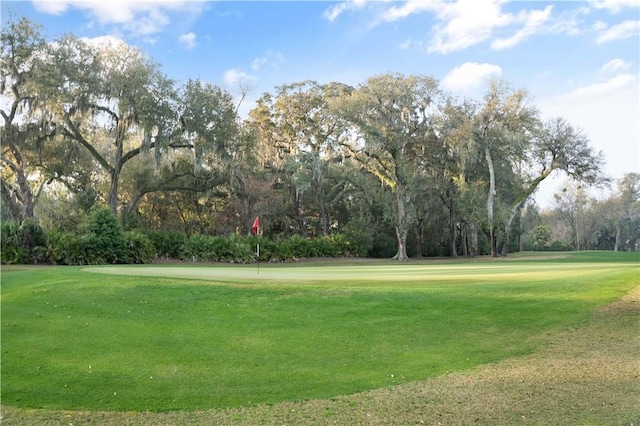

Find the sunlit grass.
xmin=1 ymin=251 xmax=637 ymax=412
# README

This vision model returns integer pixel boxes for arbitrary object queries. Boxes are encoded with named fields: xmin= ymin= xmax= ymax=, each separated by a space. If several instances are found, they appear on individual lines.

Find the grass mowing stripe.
xmin=1 ymin=252 xmax=638 ymax=412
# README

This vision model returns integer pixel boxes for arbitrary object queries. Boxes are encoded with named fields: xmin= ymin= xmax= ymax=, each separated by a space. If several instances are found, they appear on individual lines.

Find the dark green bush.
xmin=46 ymin=228 xmax=81 ymax=265
xmin=1 ymin=219 xmax=48 ymax=264
xmin=143 ymin=230 xmax=186 ymax=259
xmin=549 ymin=240 xmax=572 ymax=251
xmin=369 ymin=231 xmax=397 ymax=258
xmin=342 ymin=217 xmax=374 ymax=257
xmin=279 ymin=234 xmax=311 ymax=259
xmin=309 ymin=236 xmax=341 ymax=257
xmin=182 ymin=234 xmax=254 ymax=263
xmin=79 ymin=206 xmax=127 ymax=264
xmin=125 ymin=231 xmax=155 ymax=264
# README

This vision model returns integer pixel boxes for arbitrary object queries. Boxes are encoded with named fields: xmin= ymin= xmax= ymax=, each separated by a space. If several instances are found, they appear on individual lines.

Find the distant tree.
xmin=612 ymin=173 xmax=640 ymax=251
xmin=337 ymin=73 xmax=440 ymax=260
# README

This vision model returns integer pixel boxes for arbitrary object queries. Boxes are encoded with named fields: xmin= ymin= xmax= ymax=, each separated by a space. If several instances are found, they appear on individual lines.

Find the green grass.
xmin=1 ymin=251 xmax=638 ymax=413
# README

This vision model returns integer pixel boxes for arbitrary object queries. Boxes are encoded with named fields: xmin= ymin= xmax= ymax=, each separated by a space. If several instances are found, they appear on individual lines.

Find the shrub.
xmin=342 ymin=217 xmax=374 ymax=257
xmin=144 ymin=230 xmax=186 ymax=259
xmin=46 ymin=228 xmax=83 ymax=265
xmin=182 ymin=234 xmax=254 ymax=263
xmin=309 ymin=236 xmax=341 ymax=257
xmin=1 ymin=219 xmax=48 ymax=264
xmin=125 ymin=231 xmax=155 ymax=264
xmin=328 ymin=233 xmax=357 ymax=256
xmin=79 ymin=206 xmax=127 ymax=264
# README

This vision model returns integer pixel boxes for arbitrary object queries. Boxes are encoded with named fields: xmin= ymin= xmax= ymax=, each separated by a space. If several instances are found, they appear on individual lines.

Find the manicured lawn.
xmin=1 ymin=251 xmax=638 ymax=412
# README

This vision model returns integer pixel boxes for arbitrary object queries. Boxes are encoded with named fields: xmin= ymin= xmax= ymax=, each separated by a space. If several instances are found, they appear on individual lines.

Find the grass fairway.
xmin=1 ymin=252 xmax=638 ymax=421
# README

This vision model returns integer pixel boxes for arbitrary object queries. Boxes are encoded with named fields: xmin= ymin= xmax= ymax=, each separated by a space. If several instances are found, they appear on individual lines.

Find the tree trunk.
xmin=460 ymin=224 xmax=468 ymax=257
xmin=108 ymin=166 xmax=121 ymax=215
xmin=414 ymin=217 xmax=424 ymax=259
xmin=485 ymin=146 xmax=498 ymax=257
xmin=469 ymin=220 xmax=479 ymax=256
xmin=449 ymin=197 xmax=457 ymax=257
xmin=614 ymin=222 xmax=622 ymax=251
xmin=393 ymin=226 xmax=409 ymax=261
xmin=2 ymin=128 xmax=35 ymax=219
xmin=317 ymin=185 xmax=330 ymax=236
xmin=393 ymin=187 xmax=410 ymax=261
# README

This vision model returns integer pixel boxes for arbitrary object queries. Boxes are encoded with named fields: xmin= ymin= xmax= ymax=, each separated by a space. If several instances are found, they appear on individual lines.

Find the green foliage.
xmin=143 ymin=230 xmax=186 ymax=259
xmin=341 ymin=217 xmax=374 ymax=257
xmin=369 ymin=230 xmax=397 ymax=258
xmin=182 ymin=234 xmax=254 ymax=263
xmin=124 ymin=231 xmax=155 ymax=264
xmin=278 ymin=234 xmax=312 ymax=259
xmin=45 ymin=228 xmax=83 ymax=265
xmin=0 ymin=219 xmax=47 ymax=264
xmin=527 ymin=225 xmax=553 ymax=250
xmin=78 ymin=206 xmax=127 ymax=264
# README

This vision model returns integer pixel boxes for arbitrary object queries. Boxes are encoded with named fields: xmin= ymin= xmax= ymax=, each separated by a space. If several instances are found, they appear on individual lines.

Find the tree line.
xmin=2 ymin=16 xmax=638 ymax=263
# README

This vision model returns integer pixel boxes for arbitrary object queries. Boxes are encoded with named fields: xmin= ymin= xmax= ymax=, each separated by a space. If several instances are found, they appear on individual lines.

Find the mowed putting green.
xmin=86 ymin=259 xmax=625 ymax=286
xmin=1 ymin=252 xmax=638 ymax=413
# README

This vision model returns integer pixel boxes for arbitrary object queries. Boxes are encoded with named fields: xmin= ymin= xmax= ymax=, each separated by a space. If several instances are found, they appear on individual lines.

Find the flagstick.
xmin=257 ymin=242 xmax=260 ymax=275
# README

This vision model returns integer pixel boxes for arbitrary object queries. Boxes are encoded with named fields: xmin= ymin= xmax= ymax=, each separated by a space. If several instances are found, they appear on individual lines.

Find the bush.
xmin=79 ymin=206 xmax=127 ymax=264
xmin=309 ymin=236 xmax=341 ymax=257
xmin=369 ymin=232 xmax=397 ymax=258
xmin=342 ymin=217 xmax=374 ymax=257
xmin=46 ymin=228 xmax=83 ymax=265
xmin=125 ymin=231 xmax=155 ymax=264
xmin=182 ymin=234 xmax=254 ymax=263
xmin=144 ymin=230 xmax=186 ymax=259
xmin=1 ymin=219 xmax=48 ymax=264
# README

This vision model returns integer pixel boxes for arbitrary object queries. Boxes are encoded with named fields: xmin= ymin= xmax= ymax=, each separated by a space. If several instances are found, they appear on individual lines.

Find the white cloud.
xmin=386 ymin=0 xmax=553 ymax=54
xmin=601 ymin=58 xmax=629 ymax=73
xmin=382 ymin=0 xmax=434 ymax=22
xmin=323 ymin=0 xmax=368 ymax=22
xmin=222 ymin=69 xmax=255 ymax=88
xmin=596 ymin=20 xmax=640 ymax=43
xmin=592 ymin=0 xmax=640 ymax=13
xmin=491 ymin=5 xmax=553 ymax=50
xmin=426 ymin=0 xmax=514 ymax=54
xmin=32 ymin=1 xmax=69 ymax=14
xmin=566 ymin=73 xmax=636 ymax=98
xmin=179 ymin=32 xmax=196 ymax=50
xmin=441 ymin=62 xmax=502 ymax=95
xmin=251 ymin=50 xmax=286 ymax=71
xmin=31 ymin=0 xmax=207 ymax=35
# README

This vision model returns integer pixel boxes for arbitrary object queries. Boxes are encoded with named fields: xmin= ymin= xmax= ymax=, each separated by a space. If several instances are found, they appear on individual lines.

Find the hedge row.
xmin=1 ymin=207 xmax=154 ymax=265
xmin=1 ymin=207 xmax=365 ymax=265
xmin=149 ymin=232 xmax=361 ymax=263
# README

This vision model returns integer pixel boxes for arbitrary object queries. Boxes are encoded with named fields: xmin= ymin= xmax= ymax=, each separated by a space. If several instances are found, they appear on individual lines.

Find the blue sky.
xmin=3 ymin=0 xmax=639 ymax=206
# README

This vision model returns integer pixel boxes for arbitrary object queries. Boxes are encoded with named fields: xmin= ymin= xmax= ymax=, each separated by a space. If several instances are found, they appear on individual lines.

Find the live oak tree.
xmin=337 ymin=73 xmax=440 ymax=260
xmin=34 ymin=35 xmax=184 ymax=215
xmin=0 ymin=16 xmax=53 ymax=219
xmin=473 ymin=80 xmax=538 ymax=257
xmin=266 ymin=81 xmax=352 ymax=236
xmin=498 ymin=116 xmax=604 ymax=255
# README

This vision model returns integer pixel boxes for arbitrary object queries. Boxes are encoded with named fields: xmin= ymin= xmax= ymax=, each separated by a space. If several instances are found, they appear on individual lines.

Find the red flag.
xmin=251 ymin=216 xmax=260 ymax=235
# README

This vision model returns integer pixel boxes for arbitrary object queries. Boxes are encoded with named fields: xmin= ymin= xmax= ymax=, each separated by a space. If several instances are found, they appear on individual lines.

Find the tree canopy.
xmin=2 ymin=16 xmax=632 ymax=261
